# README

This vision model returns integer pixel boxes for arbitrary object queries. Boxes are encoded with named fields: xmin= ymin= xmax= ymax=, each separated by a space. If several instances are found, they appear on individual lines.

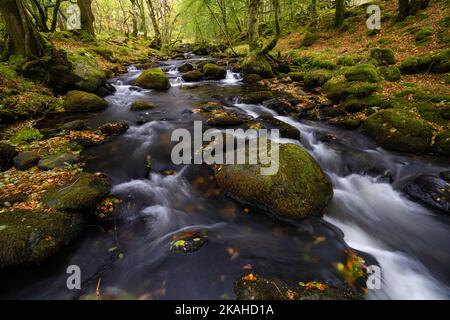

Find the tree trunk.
xmin=309 ymin=0 xmax=317 ymax=26
xmin=130 ymin=0 xmax=139 ymax=37
xmin=30 ymin=0 xmax=49 ymax=32
xmin=138 ymin=0 xmax=148 ymax=38
xmin=147 ymin=0 xmax=162 ymax=48
xmin=77 ymin=0 xmax=95 ymax=37
xmin=0 ymin=0 xmax=46 ymax=58
xmin=248 ymin=0 xmax=261 ymax=51
xmin=398 ymin=0 xmax=410 ymax=20
xmin=335 ymin=0 xmax=345 ymax=27
xmin=261 ymin=0 xmax=280 ymax=54
xmin=50 ymin=0 xmax=62 ymax=32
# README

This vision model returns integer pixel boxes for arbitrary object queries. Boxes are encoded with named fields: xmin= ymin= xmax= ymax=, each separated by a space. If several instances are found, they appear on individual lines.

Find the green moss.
xmin=415 ymin=28 xmax=433 ymax=45
xmin=0 ymin=209 xmax=83 ymax=267
xmin=304 ymin=69 xmax=333 ymax=89
xmin=416 ymin=102 xmax=450 ymax=125
xmin=400 ymin=50 xmax=450 ymax=74
xmin=42 ymin=173 xmax=111 ymax=213
xmin=64 ymin=90 xmax=108 ymax=113
xmin=379 ymin=66 xmax=401 ymax=82
xmin=370 ymin=48 xmax=396 ymax=65
xmin=242 ymin=52 xmax=274 ymax=78
xmin=365 ymin=109 xmax=434 ymax=153
xmin=214 ymin=143 xmax=333 ymax=219
xmin=366 ymin=94 xmax=392 ymax=109
xmin=336 ymin=54 xmax=376 ymax=66
xmin=203 ymin=63 xmax=227 ymax=80
xmin=134 ymin=68 xmax=170 ymax=90
xmin=342 ymin=98 xmax=364 ymax=113
xmin=10 ymin=127 xmax=43 ymax=145
xmin=91 ymin=47 xmax=114 ymax=60
xmin=344 ymin=64 xmax=381 ymax=83
xmin=0 ymin=64 xmax=18 ymax=79
xmin=346 ymin=82 xmax=380 ymax=97
xmin=301 ymin=31 xmax=317 ymax=47
xmin=322 ymin=76 xmax=350 ymax=102
xmin=66 ymin=51 xmax=106 ymax=92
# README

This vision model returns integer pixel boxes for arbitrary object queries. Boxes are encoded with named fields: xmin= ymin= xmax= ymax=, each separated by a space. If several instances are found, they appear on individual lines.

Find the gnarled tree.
xmin=77 ymin=0 xmax=95 ymax=37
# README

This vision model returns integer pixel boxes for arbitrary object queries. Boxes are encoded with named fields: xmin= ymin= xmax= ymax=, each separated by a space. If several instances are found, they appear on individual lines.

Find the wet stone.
xmin=170 ymin=231 xmax=208 ymax=253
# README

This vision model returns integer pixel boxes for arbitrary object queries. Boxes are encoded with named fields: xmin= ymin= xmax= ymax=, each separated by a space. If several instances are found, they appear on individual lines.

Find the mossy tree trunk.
xmin=147 ymin=0 xmax=162 ymax=49
xmin=248 ymin=0 xmax=261 ymax=51
xmin=77 ymin=0 xmax=95 ymax=38
xmin=335 ymin=0 xmax=345 ymax=28
xmin=0 ymin=0 xmax=46 ymax=58
xmin=130 ymin=0 xmax=139 ymax=37
xmin=309 ymin=0 xmax=318 ymax=26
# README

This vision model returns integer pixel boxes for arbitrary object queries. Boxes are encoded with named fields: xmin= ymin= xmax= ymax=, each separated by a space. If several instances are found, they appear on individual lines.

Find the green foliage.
xmin=10 ymin=127 xmax=43 ymax=145
xmin=415 ymin=28 xmax=433 ymax=45
xmin=301 ymin=31 xmax=317 ymax=47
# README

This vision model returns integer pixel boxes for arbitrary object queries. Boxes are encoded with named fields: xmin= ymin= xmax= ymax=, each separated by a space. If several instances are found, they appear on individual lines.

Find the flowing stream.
xmin=1 ymin=57 xmax=449 ymax=300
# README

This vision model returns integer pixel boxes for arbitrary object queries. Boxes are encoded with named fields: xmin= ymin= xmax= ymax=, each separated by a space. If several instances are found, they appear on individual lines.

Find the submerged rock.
xmin=202 ymin=63 xmax=227 ymax=80
xmin=242 ymin=91 xmax=273 ymax=104
xmin=0 ymin=143 xmax=17 ymax=172
xmin=134 ymin=68 xmax=170 ymax=90
xmin=42 ymin=173 xmax=111 ymax=213
xmin=170 ymin=231 xmax=208 ymax=253
xmin=0 ymin=209 xmax=83 ymax=267
xmin=62 ymin=120 xmax=86 ymax=131
xmin=258 ymin=115 xmax=301 ymax=140
xmin=64 ymin=90 xmax=108 ymax=113
xmin=130 ymin=100 xmax=156 ymax=111
xmin=37 ymin=153 xmax=80 ymax=171
xmin=178 ymin=63 xmax=194 ymax=73
xmin=99 ymin=121 xmax=129 ymax=136
xmin=364 ymin=110 xmax=434 ymax=153
xmin=207 ymin=111 xmax=250 ymax=127
xmin=213 ymin=143 xmax=333 ymax=219
xmin=13 ymin=151 xmax=41 ymax=171
xmin=234 ymin=274 xmax=361 ymax=300
xmin=242 ymin=74 xmax=263 ymax=84
xmin=404 ymin=175 xmax=449 ymax=214
xmin=263 ymin=99 xmax=293 ymax=115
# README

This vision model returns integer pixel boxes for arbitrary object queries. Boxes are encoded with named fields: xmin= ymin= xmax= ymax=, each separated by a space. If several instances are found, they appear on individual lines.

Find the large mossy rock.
xmin=365 ymin=110 xmax=434 ymax=153
xmin=399 ymin=50 xmax=450 ymax=74
xmin=202 ymin=63 xmax=226 ymax=80
xmin=0 ymin=209 xmax=83 ymax=267
xmin=181 ymin=71 xmax=203 ymax=82
xmin=343 ymin=64 xmax=381 ymax=83
xmin=242 ymin=53 xmax=274 ymax=78
xmin=213 ymin=143 xmax=333 ymax=219
xmin=66 ymin=51 xmax=107 ymax=93
xmin=42 ymin=173 xmax=111 ymax=213
xmin=64 ymin=90 xmax=108 ymax=113
xmin=370 ymin=48 xmax=396 ymax=65
xmin=134 ymin=68 xmax=170 ymax=90
xmin=322 ymin=76 xmax=380 ymax=102
xmin=0 ymin=143 xmax=17 ymax=172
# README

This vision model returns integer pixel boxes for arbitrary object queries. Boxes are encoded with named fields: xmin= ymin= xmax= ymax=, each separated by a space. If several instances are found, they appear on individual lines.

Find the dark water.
xmin=1 ymin=58 xmax=449 ymax=300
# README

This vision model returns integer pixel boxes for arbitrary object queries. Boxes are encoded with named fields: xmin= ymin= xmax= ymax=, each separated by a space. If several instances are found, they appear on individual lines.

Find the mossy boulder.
xmin=288 ymin=72 xmax=304 ymax=82
xmin=399 ymin=50 xmax=450 ymax=74
xmin=322 ymin=77 xmax=380 ymax=102
xmin=66 ymin=51 xmax=107 ymax=92
xmin=178 ymin=63 xmax=194 ymax=73
xmin=42 ymin=173 xmax=111 ymax=213
xmin=0 ymin=209 xmax=83 ymax=267
xmin=370 ymin=48 xmax=396 ymax=65
xmin=344 ymin=64 xmax=381 ymax=83
xmin=64 ymin=90 xmax=108 ymax=113
xmin=342 ymin=98 xmax=365 ymax=113
xmin=130 ymin=100 xmax=156 ymax=111
xmin=415 ymin=28 xmax=433 ymax=45
xmin=202 ymin=64 xmax=227 ymax=80
xmin=181 ymin=71 xmax=203 ymax=82
xmin=0 ymin=143 xmax=17 ymax=172
xmin=304 ymin=69 xmax=333 ymax=89
xmin=301 ymin=31 xmax=317 ymax=47
xmin=213 ymin=143 xmax=333 ymax=219
xmin=242 ymin=53 xmax=274 ymax=78
xmin=37 ymin=153 xmax=80 ymax=170
xmin=435 ymin=130 xmax=450 ymax=156
xmin=134 ymin=68 xmax=170 ymax=90
xmin=365 ymin=110 xmax=434 ymax=153
xmin=379 ymin=66 xmax=401 ymax=81
xmin=206 ymin=111 xmax=250 ymax=127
